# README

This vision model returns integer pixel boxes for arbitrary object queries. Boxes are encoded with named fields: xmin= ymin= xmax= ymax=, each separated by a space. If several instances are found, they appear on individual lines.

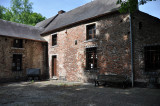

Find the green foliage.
xmin=139 ymin=0 xmax=156 ymax=5
xmin=0 ymin=6 xmax=6 ymax=19
xmin=27 ymin=12 xmax=46 ymax=26
xmin=117 ymin=0 xmax=156 ymax=13
xmin=31 ymin=80 xmax=34 ymax=83
xmin=0 ymin=0 xmax=45 ymax=26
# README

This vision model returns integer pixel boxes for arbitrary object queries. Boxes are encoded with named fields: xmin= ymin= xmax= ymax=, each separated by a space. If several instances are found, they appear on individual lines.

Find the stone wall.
xmin=44 ymin=12 xmax=131 ymax=82
xmin=0 ymin=36 xmax=47 ymax=82
xmin=132 ymin=11 xmax=160 ymax=83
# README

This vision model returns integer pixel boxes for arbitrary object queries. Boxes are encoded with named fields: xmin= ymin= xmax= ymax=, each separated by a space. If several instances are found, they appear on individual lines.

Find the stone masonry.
xmin=132 ymin=11 xmax=160 ymax=84
xmin=43 ymin=12 xmax=132 ymax=82
xmin=0 ymin=36 xmax=47 ymax=82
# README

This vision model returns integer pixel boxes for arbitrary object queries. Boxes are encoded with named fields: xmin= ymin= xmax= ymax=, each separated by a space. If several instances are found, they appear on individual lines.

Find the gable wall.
xmin=132 ymin=11 xmax=160 ymax=84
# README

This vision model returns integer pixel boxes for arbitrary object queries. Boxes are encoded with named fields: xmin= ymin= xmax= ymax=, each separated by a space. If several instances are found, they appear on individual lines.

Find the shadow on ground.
xmin=0 ymin=81 xmax=160 ymax=106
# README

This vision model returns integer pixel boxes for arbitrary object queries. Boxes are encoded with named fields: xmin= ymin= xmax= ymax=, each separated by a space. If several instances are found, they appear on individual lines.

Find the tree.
xmin=0 ymin=6 xmax=6 ymax=19
xmin=117 ymin=0 xmax=156 ymax=13
xmin=27 ymin=12 xmax=47 ymax=26
xmin=0 ymin=0 xmax=45 ymax=26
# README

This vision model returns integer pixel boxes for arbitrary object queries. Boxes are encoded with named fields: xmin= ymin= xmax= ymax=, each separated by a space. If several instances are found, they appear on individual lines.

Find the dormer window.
xmin=86 ymin=24 xmax=96 ymax=40
xmin=52 ymin=34 xmax=57 ymax=46
xmin=13 ymin=39 xmax=23 ymax=48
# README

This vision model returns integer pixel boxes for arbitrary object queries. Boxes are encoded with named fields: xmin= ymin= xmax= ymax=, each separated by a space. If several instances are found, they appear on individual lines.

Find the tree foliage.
xmin=117 ymin=0 xmax=156 ymax=13
xmin=0 ymin=0 xmax=46 ymax=26
xmin=0 ymin=6 xmax=6 ymax=19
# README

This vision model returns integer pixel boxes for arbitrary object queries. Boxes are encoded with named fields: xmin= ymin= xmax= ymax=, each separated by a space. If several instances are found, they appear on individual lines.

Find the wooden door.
xmin=52 ymin=56 xmax=57 ymax=77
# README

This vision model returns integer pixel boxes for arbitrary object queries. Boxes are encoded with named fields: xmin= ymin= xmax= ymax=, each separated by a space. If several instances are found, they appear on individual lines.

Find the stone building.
xmin=132 ymin=11 xmax=160 ymax=86
xmin=35 ymin=0 xmax=160 ymax=85
xmin=37 ymin=0 xmax=131 ymax=82
xmin=1 ymin=0 xmax=160 ymax=86
xmin=0 ymin=19 xmax=48 ymax=82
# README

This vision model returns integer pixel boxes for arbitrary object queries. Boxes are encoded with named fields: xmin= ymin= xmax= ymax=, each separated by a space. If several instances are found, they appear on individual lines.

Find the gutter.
xmin=129 ymin=13 xmax=134 ymax=87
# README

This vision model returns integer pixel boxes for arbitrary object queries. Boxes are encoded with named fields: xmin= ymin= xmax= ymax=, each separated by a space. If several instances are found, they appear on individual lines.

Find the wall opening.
xmin=12 ymin=54 xmax=22 ymax=71
xmin=86 ymin=24 xmax=96 ymax=40
xmin=52 ymin=34 xmax=57 ymax=46
xmin=52 ymin=55 xmax=57 ymax=77
xmin=144 ymin=45 xmax=160 ymax=72
xmin=86 ymin=47 xmax=97 ymax=70
xmin=13 ymin=39 xmax=23 ymax=48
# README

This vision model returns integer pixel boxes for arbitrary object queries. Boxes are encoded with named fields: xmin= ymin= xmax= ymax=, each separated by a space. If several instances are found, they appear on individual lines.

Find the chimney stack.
xmin=58 ymin=10 xmax=65 ymax=14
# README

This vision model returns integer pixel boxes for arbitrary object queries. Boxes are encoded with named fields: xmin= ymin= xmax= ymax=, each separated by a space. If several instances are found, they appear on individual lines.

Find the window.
xmin=12 ymin=54 xmax=22 ymax=71
xmin=52 ymin=34 xmax=57 ymax=46
xmin=75 ymin=40 xmax=77 ymax=45
xmin=13 ymin=39 xmax=23 ymax=48
xmin=139 ymin=22 xmax=142 ymax=29
xmin=86 ymin=47 xmax=97 ymax=70
xmin=86 ymin=24 xmax=96 ymax=40
xmin=144 ymin=46 xmax=160 ymax=72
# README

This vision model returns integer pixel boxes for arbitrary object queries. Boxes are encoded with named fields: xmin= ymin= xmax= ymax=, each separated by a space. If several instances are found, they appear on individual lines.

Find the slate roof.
xmin=41 ymin=0 xmax=120 ymax=35
xmin=35 ymin=15 xmax=58 ymax=28
xmin=0 ymin=19 xmax=46 ymax=42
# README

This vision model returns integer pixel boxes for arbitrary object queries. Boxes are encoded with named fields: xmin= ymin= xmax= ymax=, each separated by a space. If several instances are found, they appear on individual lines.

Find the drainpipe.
xmin=129 ymin=13 xmax=134 ymax=87
xmin=129 ymin=0 xmax=139 ymax=88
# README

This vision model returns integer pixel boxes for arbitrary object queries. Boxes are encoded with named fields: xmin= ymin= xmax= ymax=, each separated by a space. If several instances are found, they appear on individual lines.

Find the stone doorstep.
xmin=51 ymin=76 xmax=58 ymax=80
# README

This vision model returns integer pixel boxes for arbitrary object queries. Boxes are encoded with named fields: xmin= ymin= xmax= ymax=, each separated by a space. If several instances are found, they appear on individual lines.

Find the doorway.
xmin=52 ymin=56 xmax=57 ymax=77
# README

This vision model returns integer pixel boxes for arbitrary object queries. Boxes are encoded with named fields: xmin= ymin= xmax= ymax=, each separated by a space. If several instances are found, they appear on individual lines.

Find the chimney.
xmin=58 ymin=10 xmax=65 ymax=14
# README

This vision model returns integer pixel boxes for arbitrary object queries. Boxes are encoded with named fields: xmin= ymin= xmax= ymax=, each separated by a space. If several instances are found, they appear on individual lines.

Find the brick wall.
xmin=0 ymin=36 xmax=47 ymax=82
xmin=44 ymin=12 xmax=131 ymax=82
xmin=132 ymin=11 xmax=160 ymax=83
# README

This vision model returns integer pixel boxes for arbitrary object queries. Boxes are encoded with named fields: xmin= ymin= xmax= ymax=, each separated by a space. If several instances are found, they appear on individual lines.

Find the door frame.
xmin=51 ymin=55 xmax=57 ymax=77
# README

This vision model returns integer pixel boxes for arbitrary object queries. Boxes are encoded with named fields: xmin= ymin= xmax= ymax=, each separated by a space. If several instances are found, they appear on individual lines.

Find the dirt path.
xmin=0 ymin=81 xmax=160 ymax=106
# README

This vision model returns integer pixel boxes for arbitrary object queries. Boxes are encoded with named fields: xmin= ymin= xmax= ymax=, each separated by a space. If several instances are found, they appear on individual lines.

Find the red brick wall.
xmin=44 ymin=13 xmax=131 ymax=82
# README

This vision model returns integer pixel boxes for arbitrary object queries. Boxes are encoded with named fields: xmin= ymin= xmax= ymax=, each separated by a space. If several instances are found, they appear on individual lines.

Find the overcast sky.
xmin=0 ymin=0 xmax=160 ymax=19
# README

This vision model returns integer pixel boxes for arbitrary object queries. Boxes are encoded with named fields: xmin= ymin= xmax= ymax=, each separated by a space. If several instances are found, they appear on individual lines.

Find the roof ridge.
xmin=61 ymin=0 xmax=93 ymax=16
xmin=138 ymin=10 xmax=160 ymax=20
xmin=36 ymin=0 xmax=93 ymax=29
xmin=41 ymin=0 xmax=120 ymax=35
xmin=44 ymin=14 xmax=59 ymax=28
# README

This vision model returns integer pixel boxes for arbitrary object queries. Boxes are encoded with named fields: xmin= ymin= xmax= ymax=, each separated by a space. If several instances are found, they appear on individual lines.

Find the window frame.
xmin=52 ymin=34 xmax=57 ymax=46
xmin=13 ymin=39 xmax=23 ymax=48
xmin=86 ymin=47 xmax=97 ymax=70
xmin=12 ymin=54 xmax=22 ymax=72
xmin=86 ymin=23 xmax=96 ymax=40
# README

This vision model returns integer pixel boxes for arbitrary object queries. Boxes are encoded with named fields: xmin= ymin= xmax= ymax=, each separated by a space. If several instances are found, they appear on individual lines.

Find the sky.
xmin=0 ymin=0 xmax=160 ymax=19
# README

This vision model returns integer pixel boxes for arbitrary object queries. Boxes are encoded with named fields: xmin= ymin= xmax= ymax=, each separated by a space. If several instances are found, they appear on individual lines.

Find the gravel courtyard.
xmin=0 ymin=81 xmax=160 ymax=106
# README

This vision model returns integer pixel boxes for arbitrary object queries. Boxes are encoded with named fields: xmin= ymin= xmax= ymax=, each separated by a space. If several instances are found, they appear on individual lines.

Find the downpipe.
xmin=129 ymin=13 xmax=134 ymax=87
